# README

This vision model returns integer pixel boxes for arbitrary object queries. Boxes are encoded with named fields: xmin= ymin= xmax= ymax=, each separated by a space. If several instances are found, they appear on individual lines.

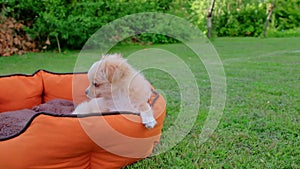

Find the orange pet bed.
xmin=0 ymin=70 xmax=166 ymax=169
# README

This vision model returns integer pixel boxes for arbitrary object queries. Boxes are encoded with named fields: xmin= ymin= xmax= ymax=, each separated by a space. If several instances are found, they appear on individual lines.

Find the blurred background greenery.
xmin=1 ymin=0 xmax=299 ymax=51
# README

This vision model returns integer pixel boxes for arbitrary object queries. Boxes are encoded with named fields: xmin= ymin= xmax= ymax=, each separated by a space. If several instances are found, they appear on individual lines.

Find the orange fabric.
xmin=72 ymin=72 xmax=90 ymax=105
xmin=41 ymin=71 xmax=89 ymax=104
xmin=0 ymin=71 xmax=43 ymax=112
xmin=0 ymin=70 xmax=166 ymax=169
xmin=0 ymin=115 xmax=93 ymax=169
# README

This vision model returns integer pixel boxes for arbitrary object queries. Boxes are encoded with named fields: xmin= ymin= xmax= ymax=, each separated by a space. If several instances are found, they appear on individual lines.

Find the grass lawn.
xmin=1 ymin=37 xmax=299 ymax=168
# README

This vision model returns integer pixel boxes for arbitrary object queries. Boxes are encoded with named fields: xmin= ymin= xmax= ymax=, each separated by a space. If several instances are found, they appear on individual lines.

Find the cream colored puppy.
xmin=73 ymin=54 xmax=157 ymax=128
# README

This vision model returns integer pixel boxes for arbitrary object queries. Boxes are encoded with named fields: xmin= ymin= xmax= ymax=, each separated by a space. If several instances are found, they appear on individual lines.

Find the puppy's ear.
xmin=105 ymin=61 xmax=125 ymax=83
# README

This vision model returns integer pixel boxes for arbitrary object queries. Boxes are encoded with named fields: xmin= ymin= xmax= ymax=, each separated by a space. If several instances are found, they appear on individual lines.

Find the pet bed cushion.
xmin=0 ymin=71 xmax=43 ymax=112
xmin=0 ymin=99 xmax=74 ymax=139
xmin=0 ymin=70 xmax=166 ymax=169
xmin=41 ymin=70 xmax=89 ymax=103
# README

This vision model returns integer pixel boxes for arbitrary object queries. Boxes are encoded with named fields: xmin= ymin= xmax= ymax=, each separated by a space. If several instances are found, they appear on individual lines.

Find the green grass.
xmin=1 ymin=37 xmax=300 ymax=168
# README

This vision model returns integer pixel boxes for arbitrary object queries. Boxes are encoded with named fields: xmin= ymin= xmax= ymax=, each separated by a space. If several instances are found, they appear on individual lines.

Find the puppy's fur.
xmin=73 ymin=54 xmax=157 ymax=128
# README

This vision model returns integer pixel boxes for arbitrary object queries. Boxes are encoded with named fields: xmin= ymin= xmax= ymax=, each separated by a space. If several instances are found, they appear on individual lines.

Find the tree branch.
xmin=263 ymin=0 xmax=277 ymax=37
xmin=207 ymin=0 xmax=216 ymax=38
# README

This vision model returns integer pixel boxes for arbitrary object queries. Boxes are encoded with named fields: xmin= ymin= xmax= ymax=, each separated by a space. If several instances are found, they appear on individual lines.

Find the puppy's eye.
xmin=92 ymin=82 xmax=100 ymax=87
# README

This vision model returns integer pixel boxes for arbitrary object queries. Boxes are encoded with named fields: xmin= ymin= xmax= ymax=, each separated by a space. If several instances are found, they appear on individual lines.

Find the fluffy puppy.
xmin=73 ymin=54 xmax=157 ymax=128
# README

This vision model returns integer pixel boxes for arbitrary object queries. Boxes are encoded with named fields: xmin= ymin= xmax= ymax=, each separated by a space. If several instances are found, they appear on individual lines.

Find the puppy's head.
xmin=85 ymin=54 xmax=130 ymax=98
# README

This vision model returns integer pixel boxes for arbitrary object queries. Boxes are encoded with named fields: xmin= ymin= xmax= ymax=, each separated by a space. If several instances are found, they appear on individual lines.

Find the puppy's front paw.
xmin=140 ymin=110 xmax=157 ymax=129
xmin=144 ymin=120 xmax=157 ymax=129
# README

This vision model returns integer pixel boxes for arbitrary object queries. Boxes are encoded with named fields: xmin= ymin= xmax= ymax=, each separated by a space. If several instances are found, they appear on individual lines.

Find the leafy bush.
xmin=213 ymin=3 xmax=266 ymax=37
xmin=2 ymin=0 xmax=300 ymax=51
xmin=266 ymin=28 xmax=300 ymax=37
xmin=273 ymin=0 xmax=300 ymax=30
xmin=2 ymin=0 xmax=184 ymax=50
xmin=189 ymin=0 xmax=300 ymax=38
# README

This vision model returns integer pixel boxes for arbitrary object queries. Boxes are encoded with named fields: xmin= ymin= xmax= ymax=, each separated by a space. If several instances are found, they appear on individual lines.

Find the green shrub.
xmin=189 ymin=0 xmax=300 ymax=38
xmin=266 ymin=28 xmax=300 ymax=37
xmin=2 ymin=0 xmax=185 ymax=49
xmin=2 ymin=0 xmax=300 ymax=50
xmin=274 ymin=0 xmax=300 ymax=30
xmin=214 ymin=3 xmax=266 ymax=37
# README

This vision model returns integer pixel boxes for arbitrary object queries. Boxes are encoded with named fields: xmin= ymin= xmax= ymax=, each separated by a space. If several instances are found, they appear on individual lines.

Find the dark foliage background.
xmin=1 ymin=0 xmax=299 ymax=50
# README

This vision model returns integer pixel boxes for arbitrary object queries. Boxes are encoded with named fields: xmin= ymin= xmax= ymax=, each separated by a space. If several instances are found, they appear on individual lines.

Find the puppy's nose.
xmin=85 ymin=89 xmax=89 ymax=95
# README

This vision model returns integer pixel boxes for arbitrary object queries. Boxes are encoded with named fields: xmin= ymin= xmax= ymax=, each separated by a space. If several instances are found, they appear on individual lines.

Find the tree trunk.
xmin=55 ymin=34 xmax=61 ymax=53
xmin=207 ymin=0 xmax=216 ymax=38
xmin=263 ymin=0 xmax=277 ymax=37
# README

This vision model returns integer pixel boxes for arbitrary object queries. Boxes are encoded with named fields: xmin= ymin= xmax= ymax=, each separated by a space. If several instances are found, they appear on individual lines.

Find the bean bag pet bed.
xmin=0 ymin=70 xmax=166 ymax=169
